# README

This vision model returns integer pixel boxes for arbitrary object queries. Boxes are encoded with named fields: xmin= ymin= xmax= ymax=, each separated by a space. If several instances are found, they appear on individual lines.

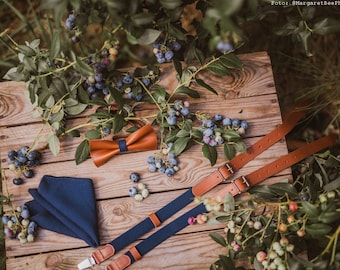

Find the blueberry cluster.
xmin=114 ymin=70 xmax=155 ymax=102
xmin=152 ymin=39 xmax=181 ymax=63
xmin=65 ymin=13 xmax=80 ymax=42
xmin=128 ymin=177 xmax=150 ymax=202
xmin=2 ymin=205 xmax=38 ymax=243
xmin=166 ymin=100 xmax=190 ymax=126
xmin=7 ymin=146 xmax=42 ymax=185
xmin=84 ymin=46 xmax=119 ymax=99
xmin=199 ymin=114 xmax=249 ymax=147
xmin=147 ymin=146 xmax=179 ymax=177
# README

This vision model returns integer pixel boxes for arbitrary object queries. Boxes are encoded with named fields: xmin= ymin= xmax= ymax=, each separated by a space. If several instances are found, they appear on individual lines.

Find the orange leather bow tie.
xmin=89 ymin=125 xmax=158 ymax=167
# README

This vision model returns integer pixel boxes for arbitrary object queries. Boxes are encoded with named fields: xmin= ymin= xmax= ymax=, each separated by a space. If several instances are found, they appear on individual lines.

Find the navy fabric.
xmin=128 ymin=203 xmax=207 ymax=264
xmin=118 ymin=139 xmax=128 ymax=152
xmin=26 ymin=175 xmax=100 ymax=247
xmin=109 ymin=189 xmax=195 ymax=252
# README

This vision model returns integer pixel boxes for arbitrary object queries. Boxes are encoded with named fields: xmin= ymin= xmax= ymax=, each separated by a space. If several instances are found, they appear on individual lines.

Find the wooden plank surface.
xmin=0 ymin=51 xmax=292 ymax=270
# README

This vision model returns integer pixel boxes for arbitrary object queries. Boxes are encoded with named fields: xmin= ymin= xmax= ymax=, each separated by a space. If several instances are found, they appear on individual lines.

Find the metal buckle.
xmin=77 ymin=257 xmax=96 ymax=270
xmin=232 ymin=176 xmax=250 ymax=194
xmin=225 ymin=163 xmax=234 ymax=174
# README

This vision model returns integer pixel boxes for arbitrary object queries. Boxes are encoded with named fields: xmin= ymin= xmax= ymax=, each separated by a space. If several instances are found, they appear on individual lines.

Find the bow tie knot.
xmin=89 ymin=125 xmax=157 ymax=167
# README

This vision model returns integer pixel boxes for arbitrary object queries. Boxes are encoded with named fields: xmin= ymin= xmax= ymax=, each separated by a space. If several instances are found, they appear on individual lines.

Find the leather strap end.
xmin=106 ymin=255 xmax=131 ymax=270
xmin=92 ymin=244 xmax=115 ymax=264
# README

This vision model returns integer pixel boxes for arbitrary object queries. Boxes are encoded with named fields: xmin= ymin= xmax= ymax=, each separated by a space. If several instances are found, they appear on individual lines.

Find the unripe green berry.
xmin=141 ymin=188 xmax=149 ymax=198
xmin=319 ymin=194 xmax=327 ymax=203
xmin=134 ymin=194 xmax=143 ymax=201
xmin=137 ymin=183 xmax=146 ymax=190
xmin=27 ymin=234 xmax=35 ymax=242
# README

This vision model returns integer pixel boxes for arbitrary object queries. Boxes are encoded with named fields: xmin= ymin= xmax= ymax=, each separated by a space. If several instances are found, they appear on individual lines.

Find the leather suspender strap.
xmin=78 ymin=108 xmax=306 ymax=269
xmin=107 ymin=133 xmax=338 ymax=270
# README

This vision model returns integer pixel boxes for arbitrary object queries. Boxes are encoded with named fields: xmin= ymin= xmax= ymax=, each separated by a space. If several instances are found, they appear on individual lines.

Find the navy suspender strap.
xmin=77 ymin=107 xmax=306 ymax=270
xmin=105 ymin=133 xmax=338 ymax=270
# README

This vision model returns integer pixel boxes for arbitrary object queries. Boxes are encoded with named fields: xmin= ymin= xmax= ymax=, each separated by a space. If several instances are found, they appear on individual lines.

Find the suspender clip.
xmin=77 ymin=257 xmax=96 ymax=270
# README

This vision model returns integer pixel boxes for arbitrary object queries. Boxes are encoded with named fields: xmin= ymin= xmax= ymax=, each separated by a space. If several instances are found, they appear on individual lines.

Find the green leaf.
xmin=268 ymin=183 xmax=298 ymax=198
xmin=18 ymin=44 xmax=36 ymax=57
xmin=218 ymin=255 xmax=236 ymax=270
xmin=313 ymin=18 xmax=340 ymax=35
xmin=47 ymin=133 xmax=60 ymax=156
xmin=324 ymin=176 xmax=340 ymax=192
xmin=318 ymin=211 xmax=340 ymax=224
xmin=50 ymin=32 xmax=61 ymax=59
xmin=176 ymin=129 xmax=190 ymax=137
xmin=195 ymin=78 xmax=218 ymax=95
xmin=300 ymin=201 xmax=320 ymax=217
xmin=223 ymin=130 xmax=241 ymax=141
xmin=65 ymin=103 xmax=88 ymax=115
xmin=75 ymin=139 xmax=90 ymax=165
xmin=160 ymin=0 xmax=182 ymax=10
xmin=85 ymin=129 xmax=101 ymax=139
xmin=207 ymin=61 xmax=230 ymax=76
xmin=75 ymin=57 xmax=94 ymax=76
xmin=176 ymin=86 xmax=200 ymax=98
xmin=305 ymin=223 xmax=332 ymax=237
xmin=220 ymin=54 xmax=243 ymax=70
xmin=173 ymin=58 xmax=182 ymax=78
xmin=137 ymin=29 xmax=161 ymax=45
xmin=234 ymin=141 xmax=247 ymax=153
xmin=297 ymin=28 xmax=312 ymax=57
xmin=209 ymin=232 xmax=227 ymax=247
xmin=224 ymin=144 xmax=236 ymax=160
xmin=202 ymin=144 xmax=218 ymax=166
xmin=113 ymin=113 xmax=127 ymax=134
xmin=131 ymin=13 xmax=154 ymax=26
xmin=172 ymin=137 xmax=191 ymax=156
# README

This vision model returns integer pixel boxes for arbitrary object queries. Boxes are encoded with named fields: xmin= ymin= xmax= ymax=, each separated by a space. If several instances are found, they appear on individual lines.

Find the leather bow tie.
xmin=89 ymin=125 xmax=158 ymax=167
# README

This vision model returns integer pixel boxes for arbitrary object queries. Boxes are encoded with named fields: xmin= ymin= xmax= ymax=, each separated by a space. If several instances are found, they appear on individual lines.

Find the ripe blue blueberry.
xmin=222 ymin=117 xmax=232 ymax=126
xmin=147 ymin=156 xmax=155 ymax=164
xmin=123 ymin=75 xmax=133 ymax=84
xmin=142 ymin=78 xmax=150 ymax=86
xmin=165 ymin=51 xmax=174 ymax=61
xmin=165 ymin=167 xmax=175 ymax=177
xmin=241 ymin=120 xmax=248 ymax=129
xmin=23 ymin=169 xmax=34 ymax=178
xmin=130 ymin=172 xmax=140 ymax=183
xmin=180 ymin=107 xmax=190 ymax=116
xmin=103 ymin=127 xmax=111 ymax=135
xmin=216 ymin=41 xmax=233 ymax=52
xmin=167 ymin=116 xmax=177 ymax=125
xmin=135 ymin=92 xmax=143 ymax=101
xmin=158 ymin=166 xmax=166 ymax=173
xmin=148 ymin=163 xmax=157 ymax=172
xmin=2 ymin=215 xmax=9 ymax=225
xmin=157 ymin=56 xmax=166 ymax=64
xmin=116 ymin=80 xmax=123 ymax=89
xmin=203 ymin=128 xmax=214 ymax=137
xmin=95 ymin=73 xmax=103 ymax=82
xmin=21 ymin=209 xmax=30 ymax=219
xmin=102 ymin=88 xmax=110 ymax=95
xmin=128 ymin=186 xmax=138 ymax=197
xmin=232 ymin=118 xmax=240 ymax=127
xmin=206 ymin=120 xmax=214 ymax=128
xmin=7 ymin=150 xmax=17 ymax=160
xmin=214 ymin=114 xmax=223 ymax=121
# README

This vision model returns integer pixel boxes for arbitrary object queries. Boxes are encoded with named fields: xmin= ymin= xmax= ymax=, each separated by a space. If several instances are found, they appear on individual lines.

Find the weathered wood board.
xmin=0 ymin=51 xmax=292 ymax=270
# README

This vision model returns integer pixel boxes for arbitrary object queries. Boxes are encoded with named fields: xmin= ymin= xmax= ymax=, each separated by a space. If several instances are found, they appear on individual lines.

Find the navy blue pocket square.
xmin=26 ymin=175 xmax=100 ymax=247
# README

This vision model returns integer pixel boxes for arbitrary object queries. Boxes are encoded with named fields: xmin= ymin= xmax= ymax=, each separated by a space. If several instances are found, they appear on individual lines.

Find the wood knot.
xmin=112 ymin=206 xmax=123 ymax=216
xmin=45 ymin=253 xmax=64 ymax=268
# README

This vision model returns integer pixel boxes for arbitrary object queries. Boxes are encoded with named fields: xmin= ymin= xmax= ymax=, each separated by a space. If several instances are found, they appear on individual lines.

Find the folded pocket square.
xmin=26 ymin=175 xmax=100 ymax=247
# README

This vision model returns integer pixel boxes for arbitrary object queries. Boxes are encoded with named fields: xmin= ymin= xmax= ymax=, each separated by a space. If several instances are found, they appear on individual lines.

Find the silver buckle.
xmin=77 ymin=257 xmax=96 ymax=270
xmin=232 ymin=176 xmax=250 ymax=194
xmin=225 ymin=163 xmax=234 ymax=174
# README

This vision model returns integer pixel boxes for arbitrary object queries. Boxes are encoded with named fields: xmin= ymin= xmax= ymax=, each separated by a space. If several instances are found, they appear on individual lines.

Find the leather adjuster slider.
xmin=232 ymin=176 xmax=250 ymax=194
xmin=217 ymin=163 xmax=234 ymax=182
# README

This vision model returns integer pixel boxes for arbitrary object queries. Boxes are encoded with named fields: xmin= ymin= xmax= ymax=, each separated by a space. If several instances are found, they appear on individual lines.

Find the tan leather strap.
xmin=105 ymin=255 xmax=131 ymax=270
xmin=192 ymin=107 xmax=306 ymax=197
xmin=92 ymin=244 xmax=115 ymax=264
xmin=214 ymin=133 xmax=338 ymax=198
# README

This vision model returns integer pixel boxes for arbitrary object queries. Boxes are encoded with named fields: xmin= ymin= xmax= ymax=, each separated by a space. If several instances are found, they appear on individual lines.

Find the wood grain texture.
xmin=1 ymin=51 xmax=290 ymax=270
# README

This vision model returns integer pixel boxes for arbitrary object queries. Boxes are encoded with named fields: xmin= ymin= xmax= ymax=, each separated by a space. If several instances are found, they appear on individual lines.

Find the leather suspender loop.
xmin=149 ymin=213 xmax=161 ymax=228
